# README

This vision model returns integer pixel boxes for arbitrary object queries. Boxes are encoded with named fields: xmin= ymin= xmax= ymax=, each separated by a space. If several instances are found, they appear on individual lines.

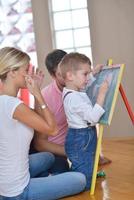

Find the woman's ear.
xmin=8 ymin=70 xmax=17 ymax=78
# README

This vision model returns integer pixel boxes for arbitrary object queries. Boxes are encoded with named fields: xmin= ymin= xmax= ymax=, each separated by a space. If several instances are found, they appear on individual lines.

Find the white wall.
xmin=87 ymin=0 xmax=134 ymax=137
xmin=31 ymin=0 xmax=134 ymax=137
xmin=31 ymin=0 xmax=53 ymax=86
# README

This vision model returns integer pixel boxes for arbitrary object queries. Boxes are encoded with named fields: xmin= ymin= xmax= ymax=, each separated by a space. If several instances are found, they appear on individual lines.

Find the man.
xmin=33 ymin=49 xmax=111 ymax=173
xmin=33 ymin=50 xmax=69 ymax=173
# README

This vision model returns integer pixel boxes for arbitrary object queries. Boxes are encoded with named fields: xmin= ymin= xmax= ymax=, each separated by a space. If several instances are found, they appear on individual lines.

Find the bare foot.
xmin=99 ymin=156 xmax=112 ymax=166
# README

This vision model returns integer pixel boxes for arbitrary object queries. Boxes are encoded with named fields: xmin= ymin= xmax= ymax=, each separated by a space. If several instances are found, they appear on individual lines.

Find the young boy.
xmin=59 ymin=52 xmax=109 ymax=190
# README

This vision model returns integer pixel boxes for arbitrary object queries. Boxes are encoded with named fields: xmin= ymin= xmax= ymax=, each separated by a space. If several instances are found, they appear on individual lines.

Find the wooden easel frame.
xmin=90 ymin=59 xmax=134 ymax=195
xmin=90 ymin=124 xmax=104 ymax=195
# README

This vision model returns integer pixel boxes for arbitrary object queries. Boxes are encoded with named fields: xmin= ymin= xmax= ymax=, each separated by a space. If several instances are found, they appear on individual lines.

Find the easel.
xmin=90 ymin=59 xmax=134 ymax=195
xmin=108 ymin=59 xmax=134 ymax=125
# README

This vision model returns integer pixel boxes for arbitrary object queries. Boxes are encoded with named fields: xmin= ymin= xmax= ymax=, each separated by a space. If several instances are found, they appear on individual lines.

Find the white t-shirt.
xmin=0 ymin=95 xmax=34 ymax=197
xmin=63 ymin=88 xmax=105 ymax=128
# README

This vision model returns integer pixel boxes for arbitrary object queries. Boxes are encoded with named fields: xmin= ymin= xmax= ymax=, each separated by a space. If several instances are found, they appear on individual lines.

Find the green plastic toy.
xmin=97 ymin=170 xmax=106 ymax=178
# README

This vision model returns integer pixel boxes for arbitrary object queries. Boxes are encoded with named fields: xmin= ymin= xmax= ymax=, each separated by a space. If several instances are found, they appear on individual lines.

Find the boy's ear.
xmin=66 ymin=71 xmax=73 ymax=81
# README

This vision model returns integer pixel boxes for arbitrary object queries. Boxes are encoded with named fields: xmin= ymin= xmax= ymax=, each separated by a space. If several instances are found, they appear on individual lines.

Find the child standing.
xmin=59 ymin=52 xmax=109 ymax=190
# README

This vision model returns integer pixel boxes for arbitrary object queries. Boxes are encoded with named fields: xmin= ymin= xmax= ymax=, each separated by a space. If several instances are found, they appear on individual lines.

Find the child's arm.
xmin=92 ymin=64 xmax=103 ymax=75
xmin=96 ymin=76 xmax=111 ymax=107
xmin=85 ymin=76 xmax=110 ymax=124
xmin=96 ymin=81 xmax=108 ymax=107
xmin=86 ymin=65 xmax=103 ymax=88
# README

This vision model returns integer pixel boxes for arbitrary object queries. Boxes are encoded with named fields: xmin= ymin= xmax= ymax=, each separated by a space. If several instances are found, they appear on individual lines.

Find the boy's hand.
xmin=99 ymin=79 xmax=109 ymax=95
xmin=97 ymin=73 xmax=113 ymax=107
xmin=92 ymin=64 xmax=103 ymax=75
xmin=96 ymin=80 xmax=108 ymax=107
xmin=105 ymin=73 xmax=113 ymax=86
xmin=99 ymin=73 xmax=113 ymax=94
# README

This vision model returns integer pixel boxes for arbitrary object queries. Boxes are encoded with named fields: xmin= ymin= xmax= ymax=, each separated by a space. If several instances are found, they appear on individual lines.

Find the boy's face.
xmin=71 ymin=63 xmax=91 ymax=91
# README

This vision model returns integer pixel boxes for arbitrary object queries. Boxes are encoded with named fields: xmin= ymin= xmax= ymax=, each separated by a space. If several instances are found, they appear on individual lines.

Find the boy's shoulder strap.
xmin=63 ymin=91 xmax=73 ymax=101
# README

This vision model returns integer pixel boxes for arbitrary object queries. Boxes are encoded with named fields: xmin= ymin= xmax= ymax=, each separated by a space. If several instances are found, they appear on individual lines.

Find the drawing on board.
xmin=86 ymin=64 xmax=124 ymax=125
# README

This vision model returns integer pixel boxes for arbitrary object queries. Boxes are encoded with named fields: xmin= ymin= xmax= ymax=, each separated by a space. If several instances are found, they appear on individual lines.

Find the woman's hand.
xmin=25 ymin=68 xmax=44 ymax=97
xmin=29 ymin=67 xmax=44 ymax=89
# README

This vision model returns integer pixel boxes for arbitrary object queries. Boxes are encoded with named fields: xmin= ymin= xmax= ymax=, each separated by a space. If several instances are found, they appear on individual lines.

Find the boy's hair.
xmin=59 ymin=52 xmax=91 ymax=79
xmin=45 ymin=49 xmax=67 ymax=76
xmin=0 ymin=47 xmax=30 ymax=81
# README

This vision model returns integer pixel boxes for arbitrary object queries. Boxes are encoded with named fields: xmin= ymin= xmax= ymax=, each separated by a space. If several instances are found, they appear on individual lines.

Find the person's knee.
xmin=71 ymin=172 xmax=86 ymax=191
xmin=76 ymin=172 xmax=86 ymax=188
xmin=43 ymin=152 xmax=55 ymax=163
xmin=38 ymin=152 xmax=55 ymax=165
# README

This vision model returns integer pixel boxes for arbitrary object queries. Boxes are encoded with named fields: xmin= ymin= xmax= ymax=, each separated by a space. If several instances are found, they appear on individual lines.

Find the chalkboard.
xmin=86 ymin=64 xmax=124 ymax=125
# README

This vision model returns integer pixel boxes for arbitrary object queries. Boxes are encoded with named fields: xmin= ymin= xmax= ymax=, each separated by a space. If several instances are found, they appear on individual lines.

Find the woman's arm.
xmin=13 ymin=103 xmax=57 ymax=136
xmin=13 ymin=72 xmax=57 ymax=136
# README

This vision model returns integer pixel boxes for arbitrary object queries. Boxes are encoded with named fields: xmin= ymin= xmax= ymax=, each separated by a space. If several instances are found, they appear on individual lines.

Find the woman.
xmin=0 ymin=47 xmax=86 ymax=200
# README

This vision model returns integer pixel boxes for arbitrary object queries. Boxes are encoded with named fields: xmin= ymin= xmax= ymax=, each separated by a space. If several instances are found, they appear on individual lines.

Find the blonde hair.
xmin=59 ymin=52 xmax=91 ymax=79
xmin=0 ymin=47 xmax=30 ymax=80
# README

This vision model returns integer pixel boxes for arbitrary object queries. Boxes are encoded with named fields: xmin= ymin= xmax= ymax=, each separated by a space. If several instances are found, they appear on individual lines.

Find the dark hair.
xmin=45 ymin=49 xmax=67 ymax=76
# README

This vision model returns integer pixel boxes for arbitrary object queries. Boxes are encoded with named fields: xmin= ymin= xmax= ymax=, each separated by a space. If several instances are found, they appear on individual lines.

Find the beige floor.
xmin=62 ymin=137 xmax=134 ymax=200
